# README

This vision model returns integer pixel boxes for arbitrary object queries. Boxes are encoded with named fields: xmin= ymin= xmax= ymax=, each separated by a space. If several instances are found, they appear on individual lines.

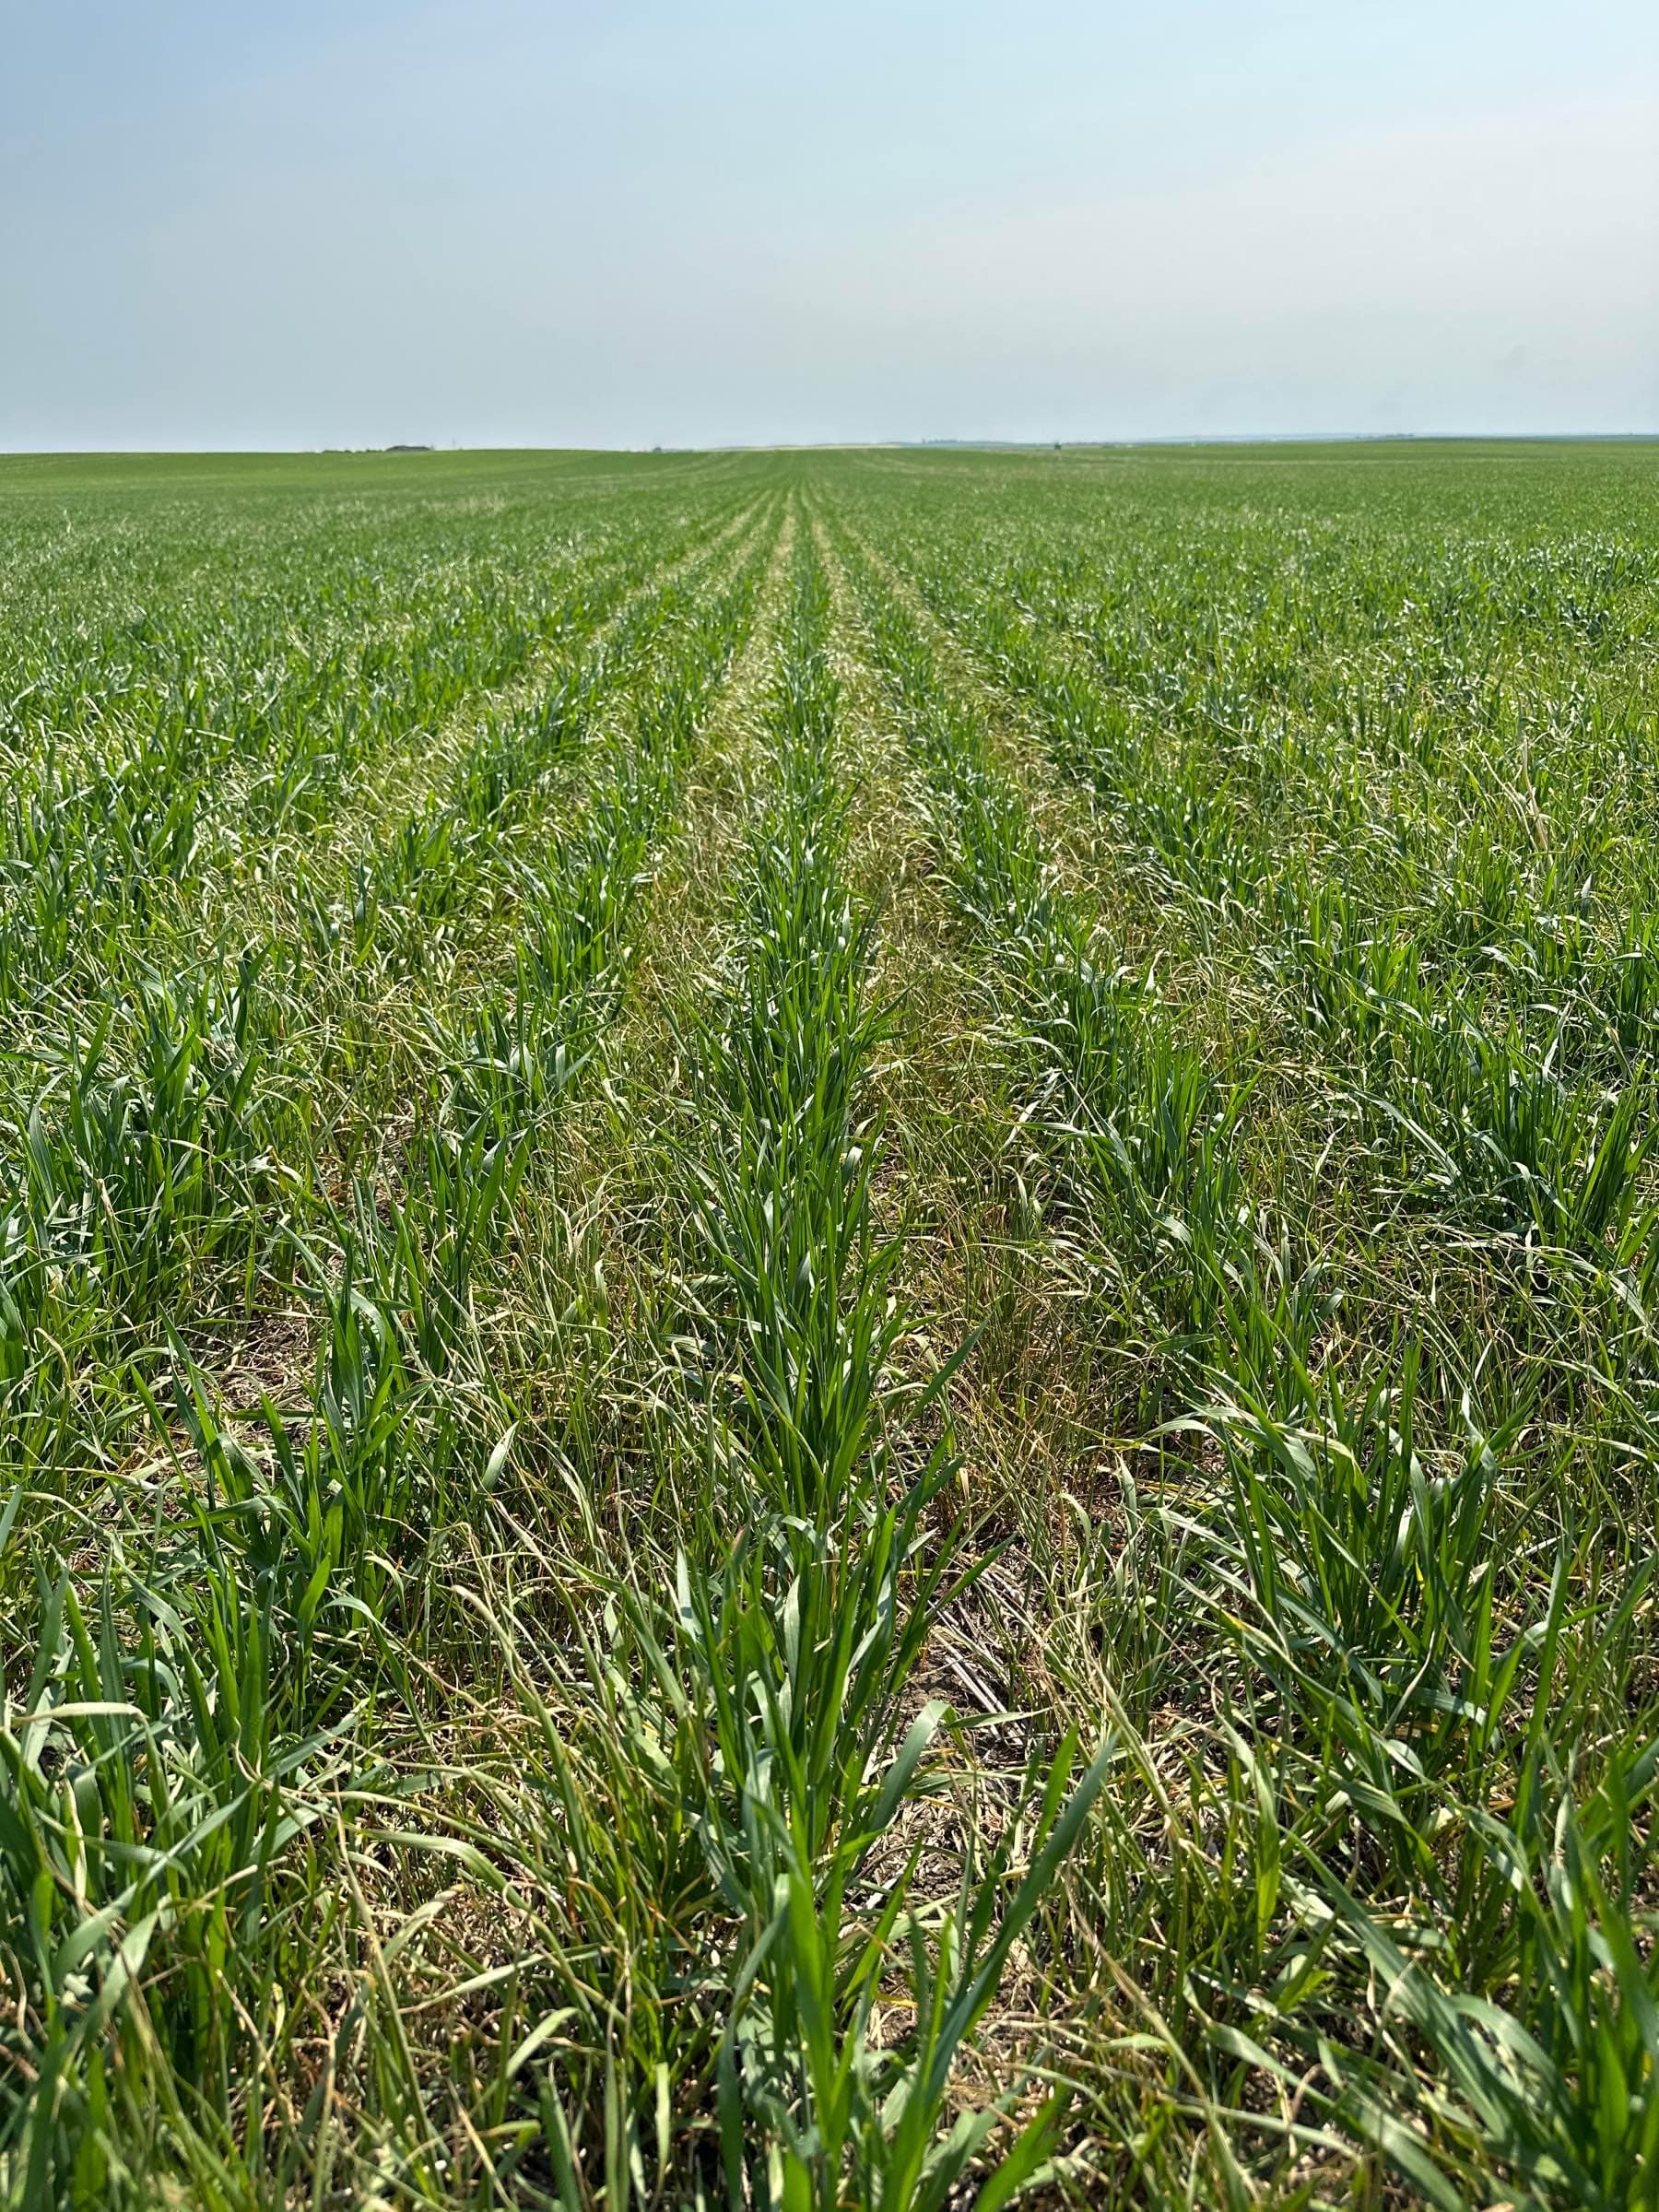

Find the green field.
xmin=2 ymin=440 xmax=1657 ymax=2208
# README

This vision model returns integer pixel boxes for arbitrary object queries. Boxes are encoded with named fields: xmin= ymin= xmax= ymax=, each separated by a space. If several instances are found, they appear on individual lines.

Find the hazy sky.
xmin=4 ymin=0 xmax=1655 ymax=448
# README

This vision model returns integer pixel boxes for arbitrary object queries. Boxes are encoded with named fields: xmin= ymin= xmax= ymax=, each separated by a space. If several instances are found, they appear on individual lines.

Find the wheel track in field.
xmin=807 ymin=519 xmax=1096 ymax=2121
xmin=483 ymin=519 xmax=917 ymax=2192
xmin=814 ymin=495 xmax=1226 ymax=1666
xmin=809 ymin=509 xmax=1111 ymax=1749
xmin=808 ymin=496 xmax=1265 ymax=2143
xmin=513 ymin=499 xmax=804 ymax=1532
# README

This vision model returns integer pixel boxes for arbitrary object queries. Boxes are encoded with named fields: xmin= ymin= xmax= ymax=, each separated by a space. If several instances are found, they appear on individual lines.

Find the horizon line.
xmin=2 ymin=429 xmax=1657 ymax=461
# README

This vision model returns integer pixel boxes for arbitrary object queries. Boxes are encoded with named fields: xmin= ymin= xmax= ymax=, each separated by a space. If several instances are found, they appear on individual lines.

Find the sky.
xmin=2 ymin=0 xmax=1655 ymax=449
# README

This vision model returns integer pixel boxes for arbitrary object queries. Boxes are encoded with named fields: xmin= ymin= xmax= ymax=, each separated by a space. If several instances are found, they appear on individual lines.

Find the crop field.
xmin=3 ymin=438 xmax=1658 ymax=2209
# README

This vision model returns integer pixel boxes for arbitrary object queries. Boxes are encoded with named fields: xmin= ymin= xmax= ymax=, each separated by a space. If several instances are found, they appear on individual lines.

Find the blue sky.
xmin=3 ymin=0 xmax=1654 ymax=447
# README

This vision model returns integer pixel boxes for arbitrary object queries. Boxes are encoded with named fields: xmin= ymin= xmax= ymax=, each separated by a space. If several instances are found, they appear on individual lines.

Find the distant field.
xmin=2 ymin=440 xmax=1657 ymax=2208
